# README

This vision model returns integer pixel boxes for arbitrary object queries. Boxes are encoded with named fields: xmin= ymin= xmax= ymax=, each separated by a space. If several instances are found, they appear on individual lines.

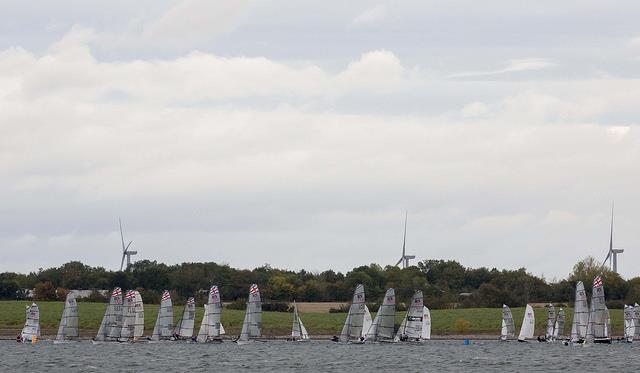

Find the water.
xmin=3 ymin=340 xmax=638 ymax=372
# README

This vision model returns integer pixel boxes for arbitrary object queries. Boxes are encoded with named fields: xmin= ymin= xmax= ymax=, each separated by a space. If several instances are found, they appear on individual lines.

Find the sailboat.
xmin=586 ymin=275 xmax=611 ymax=344
xmin=624 ymin=305 xmax=634 ymax=343
xmin=237 ymin=284 xmax=262 ymax=344
xmin=365 ymin=288 xmax=396 ymax=343
xmin=150 ymin=290 xmax=173 ymax=342
xmin=94 ymin=287 xmax=123 ymax=343
xmin=173 ymin=297 xmax=196 ymax=341
xmin=421 ymin=306 xmax=431 ymax=340
xmin=500 ymin=304 xmax=515 ymax=341
xmin=362 ymin=305 xmax=372 ymax=340
xmin=517 ymin=304 xmax=535 ymax=342
xmin=544 ymin=304 xmax=555 ymax=341
xmin=54 ymin=292 xmax=79 ymax=344
xmin=395 ymin=290 xmax=424 ymax=342
xmin=338 ymin=284 xmax=366 ymax=343
xmin=119 ymin=290 xmax=144 ymax=342
xmin=198 ymin=285 xmax=224 ymax=343
xmin=552 ymin=308 xmax=565 ymax=342
xmin=633 ymin=303 xmax=640 ymax=341
xmin=290 ymin=301 xmax=310 ymax=342
xmin=567 ymin=281 xmax=589 ymax=344
xmin=20 ymin=303 xmax=40 ymax=344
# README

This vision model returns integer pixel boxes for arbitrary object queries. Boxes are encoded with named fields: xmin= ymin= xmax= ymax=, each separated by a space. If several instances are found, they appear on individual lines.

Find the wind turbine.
xmin=395 ymin=212 xmax=415 ymax=269
xmin=602 ymin=203 xmax=623 ymax=273
xmin=119 ymin=218 xmax=137 ymax=271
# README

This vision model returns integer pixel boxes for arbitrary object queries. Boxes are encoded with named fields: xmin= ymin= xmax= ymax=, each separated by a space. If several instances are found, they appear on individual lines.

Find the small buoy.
xmin=463 ymin=339 xmax=470 ymax=345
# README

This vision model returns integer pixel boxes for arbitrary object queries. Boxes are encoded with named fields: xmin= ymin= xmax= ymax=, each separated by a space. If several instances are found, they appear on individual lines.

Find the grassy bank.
xmin=0 ymin=301 xmax=624 ymax=337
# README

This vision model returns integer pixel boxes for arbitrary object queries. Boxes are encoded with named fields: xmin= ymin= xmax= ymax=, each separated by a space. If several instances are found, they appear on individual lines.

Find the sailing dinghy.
xmin=567 ymin=281 xmax=589 ymax=345
xmin=55 ymin=293 xmax=79 ymax=344
xmin=198 ymin=285 xmax=224 ymax=343
xmin=500 ymin=304 xmax=515 ymax=341
xmin=552 ymin=308 xmax=564 ymax=342
xmin=236 ymin=284 xmax=262 ymax=344
xmin=586 ymin=275 xmax=611 ymax=344
xmin=517 ymin=304 xmax=535 ymax=342
xmin=290 ymin=301 xmax=310 ymax=342
xmin=94 ymin=287 xmax=123 ymax=343
xmin=624 ymin=305 xmax=634 ymax=343
xmin=338 ymin=284 xmax=366 ymax=343
xmin=119 ymin=290 xmax=144 ymax=342
xmin=422 ymin=306 xmax=431 ymax=340
xmin=173 ymin=297 xmax=196 ymax=341
xmin=20 ymin=303 xmax=40 ymax=344
xmin=633 ymin=303 xmax=640 ymax=341
xmin=365 ymin=288 xmax=396 ymax=343
xmin=395 ymin=290 xmax=424 ymax=342
xmin=150 ymin=290 xmax=173 ymax=342
xmin=544 ymin=304 xmax=555 ymax=341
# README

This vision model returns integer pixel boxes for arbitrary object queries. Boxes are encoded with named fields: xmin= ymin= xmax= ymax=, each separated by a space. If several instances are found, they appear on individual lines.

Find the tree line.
xmin=0 ymin=256 xmax=637 ymax=309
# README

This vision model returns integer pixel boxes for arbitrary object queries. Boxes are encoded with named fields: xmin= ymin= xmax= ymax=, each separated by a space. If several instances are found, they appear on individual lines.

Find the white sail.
xmin=518 ymin=304 xmax=535 ymax=341
xmin=552 ymin=308 xmax=565 ymax=340
xmin=586 ymin=276 xmax=608 ymax=342
xmin=21 ymin=303 xmax=40 ymax=343
xmin=120 ymin=290 xmax=137 ymax=340
xmin=291 ymin=301 xmax=310 ymax=341
xmin=56 ymin=293 xmax=79 ymax=342
xmin=501 ymin=304 xmax=515 ymax=340
xmin=339 ymin=284 xmax=366 ymax=342
xmin=238 ymin=284 xmax=262 ymax=342
xmin=545 ymin=304 xmax=555 ymax=339
xmin=95 ymin=287 xmax=123 ymax=342
xmin=221 ymin=323 xmax=226 ymax=335
xmin=571 ymin=281 xmax=589 ymax=342
xmin=206 ymin=285 xmax=222 ymax=341
xmin=624 ymin=305 xmax=633 ymax=342
xmin=366 ymin=288 xmax=396 ymax=342
xmin=396 ymin=290 xmax=424 ymax=341
xmin=633 ymin=303 xmax=640 ymax=340
xmin=133 ymin=291 xmax=144 ymax=340
xmin=173 ymin=297 xmax=196 ymax=339
xmin=151 ymin=290 xmax=173 ymax=341
xmin=361 ymin=305 xmax=372 ymax=338
xmin=421 ymin=306 xmax=431 ymax=340
xmin=196 ymin=304 xmax=209 ymax=343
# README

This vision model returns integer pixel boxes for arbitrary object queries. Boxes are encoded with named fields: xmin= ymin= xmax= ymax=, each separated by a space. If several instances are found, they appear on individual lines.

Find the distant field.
xmin=0 ymin=301 xmax=624 ymax=338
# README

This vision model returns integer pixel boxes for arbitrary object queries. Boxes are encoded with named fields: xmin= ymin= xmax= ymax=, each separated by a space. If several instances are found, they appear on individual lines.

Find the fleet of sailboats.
xmin=17 ymin=274 xmax=634 ymax=345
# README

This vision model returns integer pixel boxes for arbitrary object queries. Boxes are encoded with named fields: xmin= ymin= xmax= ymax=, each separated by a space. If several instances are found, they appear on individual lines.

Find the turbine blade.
xmin=119 ymin=217 xmax=126 ymax=252
xmin=402 ymin=212 xmax=408 ymax=257
xmin=120 ymin=253 xmax=126 ymax=271
xmin=609 ymin=201 xmax=614 ymax=252
xmin=124 ymin=241 xmax=133 ymax=254
xmin=396 ymin=257 xmax=403 ymax=266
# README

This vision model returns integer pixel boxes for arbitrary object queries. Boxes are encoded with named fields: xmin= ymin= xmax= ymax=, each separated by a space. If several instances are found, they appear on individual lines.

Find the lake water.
xmin=2 ymin=339 xmax=638 ymax=372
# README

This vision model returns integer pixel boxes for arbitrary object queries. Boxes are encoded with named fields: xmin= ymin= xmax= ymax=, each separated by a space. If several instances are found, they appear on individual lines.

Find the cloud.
xmin=142 ymin=0 xmax=250 ymax=46
xmin=629 ymin=36 xmax=640 ymax=49
xmin=449 ymin=58 xmax=555 ymax=78
xmin=2 ymin=27 xmax=640 ymax=278
xmin=351 ymin=4 xmax=387 ymax=26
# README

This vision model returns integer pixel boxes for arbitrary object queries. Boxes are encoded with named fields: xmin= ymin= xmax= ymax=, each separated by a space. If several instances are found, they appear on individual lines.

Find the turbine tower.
xmin=119 ymin=218 xmax=137 ymax=271
xmin=395 ymin=212 xmax=415 ymax=269
xmin=602 ymin=203 xmax=623 ymax=273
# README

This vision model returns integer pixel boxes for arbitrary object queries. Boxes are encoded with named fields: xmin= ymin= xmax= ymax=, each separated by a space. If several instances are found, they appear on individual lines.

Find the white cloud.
xmin=2 ymin=23 xmax=640 ymax=278
xmin=449 ymin=58 xmax=555 ymax=78
xmin=142 ymin=0 xmax=250 ymax=46
xmin=351 ymin=4 xmax=387 ymax=26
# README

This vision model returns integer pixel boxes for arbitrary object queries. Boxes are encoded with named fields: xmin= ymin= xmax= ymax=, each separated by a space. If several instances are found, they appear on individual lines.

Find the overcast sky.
xmin=1 ymin=0 xmax=640 ymax=280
